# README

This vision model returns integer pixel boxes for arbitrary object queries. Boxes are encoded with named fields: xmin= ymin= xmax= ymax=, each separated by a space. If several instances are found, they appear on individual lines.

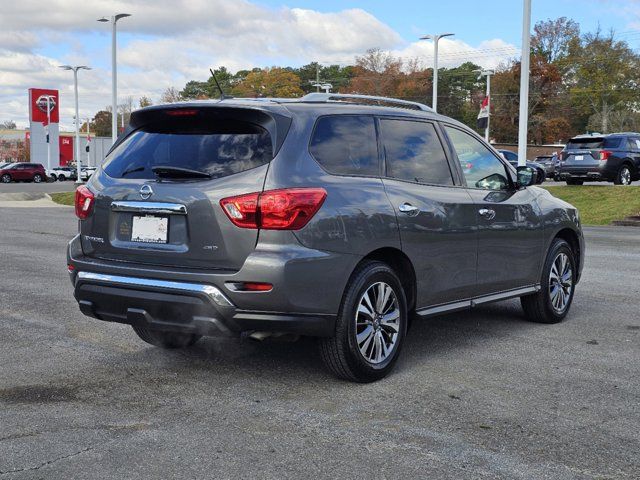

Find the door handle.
xmin=398 ymin=203 xmax=419 ymax=215
xmin=478 ymin=208 xmax=496 ymax=220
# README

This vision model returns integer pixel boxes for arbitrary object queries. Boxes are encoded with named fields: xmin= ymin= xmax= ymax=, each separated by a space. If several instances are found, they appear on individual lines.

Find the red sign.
xmin=29 ymin=88 xmax=59 ymax=124
xmin=59 ymin=136 xmax=73 ymax=166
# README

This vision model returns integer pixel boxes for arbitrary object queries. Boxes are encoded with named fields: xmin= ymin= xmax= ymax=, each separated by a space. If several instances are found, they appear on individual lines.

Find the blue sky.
xmin=2 ymin=0 xmax=640 ymax=128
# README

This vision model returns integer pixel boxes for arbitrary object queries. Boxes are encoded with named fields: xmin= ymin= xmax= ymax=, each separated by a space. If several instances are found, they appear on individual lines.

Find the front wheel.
xmin=521 ymin=238 xmax=576 ymax=324
xmin=132 ymin=325 xmax=201 ymax=348
xmin=614 ymin=165 xmax=632 ymax=185
xmin=319 ymin=261 xmax=407 ymax=382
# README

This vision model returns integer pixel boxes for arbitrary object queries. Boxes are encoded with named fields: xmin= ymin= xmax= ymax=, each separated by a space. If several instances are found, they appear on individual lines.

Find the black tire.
xmin=319 ymin=260 xmax=408 ymax=383
xmin=33 ymin=174 xmax=43 ymax=183
xmin=1 ymin=174 xmax=11 ymax=183
xmin=613 ymin=165 xmax=633 ymax=185
xmin=51 ymin=174 xmax=57 ymax=182
xmin=131 ymin=325 xmax=201 ymax=348
xmin=58 ymin=174 xmax=66 ymax=181
xmin=521 ymin=238 xmax=576 ymax=324
xmin=536 ymin=168 xmax=546 ymax=184
xmin=566 ymin=179 xmax=583 ymax=186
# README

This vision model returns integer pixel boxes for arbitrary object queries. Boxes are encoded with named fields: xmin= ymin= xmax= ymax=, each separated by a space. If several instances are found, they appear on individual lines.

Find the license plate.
xmin=574 ymin=155 xmax=583 ymax=161
xmin=131 ymin=216 xmax=168 ymax=244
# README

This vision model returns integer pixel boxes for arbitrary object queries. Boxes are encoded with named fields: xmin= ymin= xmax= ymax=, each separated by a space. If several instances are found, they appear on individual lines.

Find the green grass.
xmin=50 ymin=191 xmax=75 ymax=206
xmin=543 ymin=186 xmax=640 ymax=225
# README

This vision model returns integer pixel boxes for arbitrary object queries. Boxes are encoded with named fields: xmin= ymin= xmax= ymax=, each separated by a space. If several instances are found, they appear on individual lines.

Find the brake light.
xmin=599 ymin=150 xmax=612 ymax=161
xmin=75 ymin=185 xmax=95 ymax=219
xmin=165 ymin=109 xmax=198 ymax=116
xmin=220 ymin=188 xmax=327 ymax=230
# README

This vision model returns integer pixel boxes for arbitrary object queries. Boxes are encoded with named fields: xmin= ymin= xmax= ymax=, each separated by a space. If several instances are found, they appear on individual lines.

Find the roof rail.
xmin=300 ymin=93 xmax=433 ymax=112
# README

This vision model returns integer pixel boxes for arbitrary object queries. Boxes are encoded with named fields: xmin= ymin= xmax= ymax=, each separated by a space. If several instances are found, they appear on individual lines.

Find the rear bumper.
xmin=558 ymin=164 xmax=615 ymax=181
xmin=67 ymin=235 xmax=355 ymax=337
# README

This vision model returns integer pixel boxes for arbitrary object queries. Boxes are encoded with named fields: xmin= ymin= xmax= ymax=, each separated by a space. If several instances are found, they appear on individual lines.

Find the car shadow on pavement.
xmin=127 ymin=299 xmax=540 ymax=382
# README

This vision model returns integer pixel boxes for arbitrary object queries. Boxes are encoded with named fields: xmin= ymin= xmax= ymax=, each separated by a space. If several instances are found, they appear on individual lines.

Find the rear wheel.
xmin=566 ymin=179 xmax=583 ymax=186
xmin=33 ymin=174 xmax=43 ymax=183
xmin=132 ymin=325 xmax=201 ymax=348
xmin=536 ymin=168 xmax=546 ymax=184
xmin=1 ymin=174 xmax=11 ymax=183
xmin=50 ymin=174 xmax=57 ymax=182
xmin=614 ymin=165 xmax=632 ymax=185
xmin=521 ymin=238 xmax=576 ymax=324
xmin=319 ymin=261 xmax=407 ymax=382
xmin=58 ymin=174 xmax=66 ymax=181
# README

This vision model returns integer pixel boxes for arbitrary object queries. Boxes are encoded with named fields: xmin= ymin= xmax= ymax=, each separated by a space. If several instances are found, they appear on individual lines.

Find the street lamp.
xmin=98 ymin=13 xmax=131 ymax=145
xmin=476 ymin=69 xmax=495 ymax=142
xmin=420 ymin=33 xmax=454 ymax=112
xmin=41 ymin=94 xmax=56 ymax=173
xmin=59 ymin=65 xmax=91 ymax=184
xmin=517 ymin=0 xmax=532 ymax=167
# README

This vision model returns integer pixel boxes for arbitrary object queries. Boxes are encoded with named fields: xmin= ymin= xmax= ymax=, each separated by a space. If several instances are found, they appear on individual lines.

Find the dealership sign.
xmin=28 ymin=88 xmax=60 ymax=167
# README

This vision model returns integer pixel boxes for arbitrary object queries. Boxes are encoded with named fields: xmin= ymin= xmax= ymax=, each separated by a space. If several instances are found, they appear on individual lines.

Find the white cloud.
xmin=0 ymin=0 xmax=517 ymax=129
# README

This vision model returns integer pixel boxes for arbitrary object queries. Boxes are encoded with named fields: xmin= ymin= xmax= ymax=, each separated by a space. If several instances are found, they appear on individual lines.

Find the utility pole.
xmin=517 ymin=0 xmax=532 ymax=167
xmin=420 ymin=33 xmax=455 ymax=112
xmin=476 ymin=69 xmax=495 ymax=142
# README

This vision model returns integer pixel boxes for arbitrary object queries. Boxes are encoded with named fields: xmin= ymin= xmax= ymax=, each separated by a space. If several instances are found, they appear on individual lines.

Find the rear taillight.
xmin=599 ymin=150 xmax=612 ymax=161
xmin=220 ymin=188 xmax=327 ymax=230
xmin=75 ymin=185 xmax=95 ymax=220
xmin=165 ymin=109 xmax=198 ymax=116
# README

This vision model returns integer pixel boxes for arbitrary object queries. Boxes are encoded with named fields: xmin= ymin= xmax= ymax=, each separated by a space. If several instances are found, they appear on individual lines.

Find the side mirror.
xmin=516 ymin=166 xmax=538 ymax=188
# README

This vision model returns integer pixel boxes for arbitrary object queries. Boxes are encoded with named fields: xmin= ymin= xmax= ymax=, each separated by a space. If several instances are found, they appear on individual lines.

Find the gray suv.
xmin=67 ymin=93 xmax=584 ymax=382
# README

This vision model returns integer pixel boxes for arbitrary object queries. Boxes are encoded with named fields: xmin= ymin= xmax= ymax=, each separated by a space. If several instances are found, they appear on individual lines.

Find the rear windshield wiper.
xmin=122 ymin=166 xmax=145 ymax=177
xmin=151 ymin=166 xmax=212 ymax=179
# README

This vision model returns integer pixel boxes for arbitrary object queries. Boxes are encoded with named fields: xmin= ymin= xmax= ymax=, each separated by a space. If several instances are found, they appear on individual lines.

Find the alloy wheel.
xmin=354 ymin=281 xmax=400 ymax=364
xmin=620 ymin=167 xmax=631 ymax=185
xmin=549 ymin=252 xmax=573 ymax=314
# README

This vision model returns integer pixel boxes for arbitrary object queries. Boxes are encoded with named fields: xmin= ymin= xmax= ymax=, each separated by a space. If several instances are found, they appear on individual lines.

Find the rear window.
xmin=102 ymin=119 xmax=272 ymax=180
xmin=565 ymin=137 xmax=621 ymax=150
xmin=309 ymin=115 xmax=378 ymax=176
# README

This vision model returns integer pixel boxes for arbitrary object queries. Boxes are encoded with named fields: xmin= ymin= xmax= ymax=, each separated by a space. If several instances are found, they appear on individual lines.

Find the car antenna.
xmin=210 ymin=68 xmax=232 ymax=100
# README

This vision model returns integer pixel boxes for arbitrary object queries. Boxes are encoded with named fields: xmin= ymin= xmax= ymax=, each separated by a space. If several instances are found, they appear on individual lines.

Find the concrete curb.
xmin=0 ymin=193 xmax=72 ymax=208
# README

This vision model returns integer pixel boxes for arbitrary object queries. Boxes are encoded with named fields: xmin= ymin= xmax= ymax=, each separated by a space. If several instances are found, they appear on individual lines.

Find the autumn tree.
xmin=231 ymin=68 xmax=304 ymax=98
xmin=567 ymin=30 xmax=640 ymax=133
xmin=139 ymin=96 xmax=152 ymax=108
xmin=160 ymin=86 xmax=182 ymax=103
xmin=89 ymin=110 xmax=112 ymax=137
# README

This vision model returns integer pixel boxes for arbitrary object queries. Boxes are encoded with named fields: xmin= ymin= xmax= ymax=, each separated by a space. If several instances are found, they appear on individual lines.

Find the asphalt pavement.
xmin=0 ymin=180 xmax=77 ymax=194
xmin=0 ymin=206 xmax=638 ymax=479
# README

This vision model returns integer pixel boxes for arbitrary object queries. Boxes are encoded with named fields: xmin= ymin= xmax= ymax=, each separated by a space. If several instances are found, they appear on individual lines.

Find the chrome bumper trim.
xmin=111 ymin=201 xmax=187 ymax=215
xmin=76 ymin=271 xmax=233 ymax=307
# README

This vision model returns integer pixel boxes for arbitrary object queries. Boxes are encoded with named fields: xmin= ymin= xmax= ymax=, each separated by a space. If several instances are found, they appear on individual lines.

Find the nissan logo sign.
xmin=36 ymin=95 xmax=56 ymax=113
xmin=139 ymin=184 xmax=153 ymax=200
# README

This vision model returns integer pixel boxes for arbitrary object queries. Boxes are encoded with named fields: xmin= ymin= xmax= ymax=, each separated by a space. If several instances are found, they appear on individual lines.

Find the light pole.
xmin=476 ymin=69 xmax=495 ymax=142
xmin=420 ymin=33 xmax=454 ymax=112
xmin=42 ymin=94 xmax=55 ymax=173
xmin=98 ymin=13 xmax=131 ymax=145
xmin=60 ymin=65 xmax=91 ymax=184
xmin=518 ymin=0 xmax=532 ymax=167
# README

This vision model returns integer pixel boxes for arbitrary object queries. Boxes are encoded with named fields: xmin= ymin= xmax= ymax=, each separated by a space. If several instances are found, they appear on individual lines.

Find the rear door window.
xmin=102 ymin=119 xmax=273 ymax=180
xmin=380 ymin=119 xmax=453 ymax=185
xmin=309 ymin=115 xmax=379 ymax=176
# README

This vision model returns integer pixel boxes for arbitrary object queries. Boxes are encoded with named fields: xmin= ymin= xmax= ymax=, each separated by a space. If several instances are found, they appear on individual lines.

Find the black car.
xmin=558 ymin=133 xmax=640 ymax=185
xmin=67 ymin=93 xmax=584 ymax=382
xmin=534 ymin=154 xmax=559 ymax=178
xmin=496 ymin=149 xmax=546 ymax=183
